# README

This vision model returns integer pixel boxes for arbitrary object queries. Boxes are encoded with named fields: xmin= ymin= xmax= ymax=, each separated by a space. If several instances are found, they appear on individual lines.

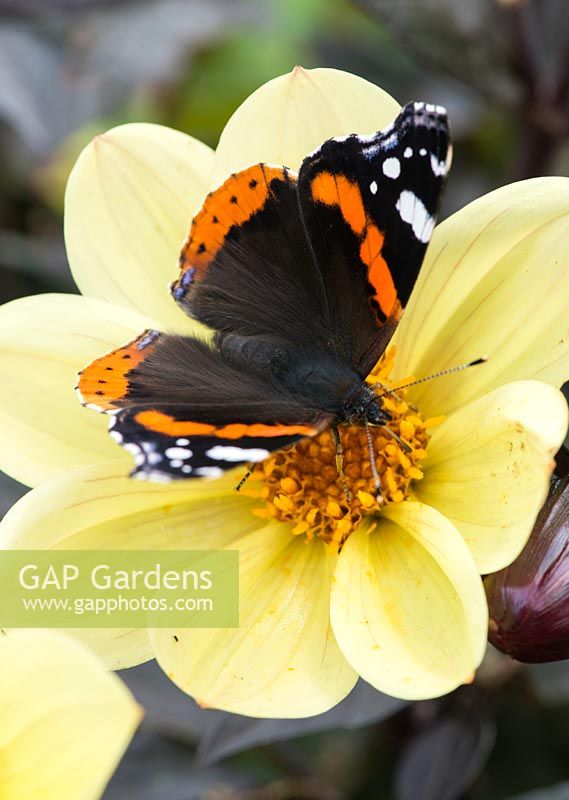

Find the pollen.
xmin=249 ymin=348 xmax=435 ymax=550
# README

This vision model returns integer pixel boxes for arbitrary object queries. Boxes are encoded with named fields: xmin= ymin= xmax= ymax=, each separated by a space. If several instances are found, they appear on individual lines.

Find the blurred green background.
xmin=0 ymin=0 xmax=568 ymax=798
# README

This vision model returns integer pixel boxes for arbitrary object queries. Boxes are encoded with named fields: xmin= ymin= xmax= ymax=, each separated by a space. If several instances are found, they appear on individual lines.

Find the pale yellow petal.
xmin=0 ymin=461 xmax=255 ymax=551
xmin=212 ymin=67 xmax=400 ymax=186
xmin=394 ymin=177 xmax=569 ymax=416
xmin=416 ymin=381 xmax=568 ymax=574
xmin=331 ymin=503 xmax=488 ymax=701
xmin=65 ymin=123 xmax=213 ymax=329
xmin=0 ymin=461 xmax=259 ymax=668
xmin=0 ymin=294 xmax=157 ymax=487
xmin=151 ymin=521 xmax=357 ymax=718
xmin=0 ymin=630 xmax=141 ymax=800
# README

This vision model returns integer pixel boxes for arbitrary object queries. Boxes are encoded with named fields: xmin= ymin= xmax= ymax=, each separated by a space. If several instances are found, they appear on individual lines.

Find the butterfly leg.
xmin=332 ymin=426 xmax=352 ymax=503
xmin=364 ymin=423 xmax=384 ymax=502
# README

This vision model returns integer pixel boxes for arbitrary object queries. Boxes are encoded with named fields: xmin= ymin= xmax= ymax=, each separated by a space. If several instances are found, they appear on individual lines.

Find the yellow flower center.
xmin=248 ymin=348 xmax=442 ymax=550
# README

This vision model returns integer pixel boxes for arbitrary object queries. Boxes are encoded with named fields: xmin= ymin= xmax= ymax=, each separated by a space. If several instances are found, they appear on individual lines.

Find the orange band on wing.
xmin=134 ymin=410 xmax=318 ymax=439
xmin=175 ymin=165 xmax=293 ymax=287
xmin=359 ymin=225 xmax=397 ymax=316
xmin=76 ymin=330 xmax=160 ymax=411
xmin=311 ymin=172 xmax=366 ymax=235
xmin=311 ymin=172 xmax=398 ymax=317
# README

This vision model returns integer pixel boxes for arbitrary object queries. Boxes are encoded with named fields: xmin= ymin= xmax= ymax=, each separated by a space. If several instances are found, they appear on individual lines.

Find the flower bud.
xmin=484 ymin=475 xmax=569 ymax=663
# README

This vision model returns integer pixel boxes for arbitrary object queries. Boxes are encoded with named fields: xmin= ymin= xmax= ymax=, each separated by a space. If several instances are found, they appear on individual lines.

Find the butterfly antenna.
xmin=235 ymin=465 xmax=253 ymax=492
xmin=376 ymin=356 xmax=487 ymax=398
xmin=332 ymin=426 xmax=352 ymax=503
xmin=365 ymin=423 xmax=383 ymax=499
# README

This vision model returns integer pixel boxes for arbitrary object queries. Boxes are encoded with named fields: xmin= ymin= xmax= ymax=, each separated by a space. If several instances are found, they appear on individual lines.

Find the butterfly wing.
xmin=297 ymin=101 xmax=451 ymax=375
xmin=77 ymin=330 xmax=329 ymax=480
xmin=108 ymin=406 xmax=320 ymax=481
xmin=170 ymin=162 xmax=382 ymax=372
xmin=170 ymin=165 xmax=334 ymax=354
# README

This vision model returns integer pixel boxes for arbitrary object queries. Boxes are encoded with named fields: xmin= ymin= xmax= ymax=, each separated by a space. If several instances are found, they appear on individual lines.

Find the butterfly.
xmin=76 ymin=101 xmax=451 ymax=482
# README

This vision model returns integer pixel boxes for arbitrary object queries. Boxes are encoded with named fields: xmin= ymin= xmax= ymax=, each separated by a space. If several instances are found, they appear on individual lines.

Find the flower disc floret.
xmin=251 ymin=349 xmax=438 ymax=548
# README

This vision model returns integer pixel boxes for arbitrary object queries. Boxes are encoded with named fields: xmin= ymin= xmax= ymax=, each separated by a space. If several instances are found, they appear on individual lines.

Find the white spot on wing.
xmin=205 ymin=446 xmax=270 ymax=463
xmin=419 ymin=148 xmax=427 ymax=156
xmin=395 ymin=191 xmax=435 ymax=243
xmin=164 ymin=447 xmax=193 ymax=460
xmin=176 ymin=438 xmax=190 ymax=446
xmin=430 ymin=153 xmax=448 ymax=177
xmin=370 ymin=180 xmax=378 ymax=195
xmin=382 ymin=157 xmax=401 ymax=179
xmin=403 ymin=147 xmax=413 ymax=159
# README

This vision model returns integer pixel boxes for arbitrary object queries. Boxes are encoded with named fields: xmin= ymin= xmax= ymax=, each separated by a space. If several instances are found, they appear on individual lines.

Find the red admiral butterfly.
xmin=77 ymin=101 xmax=451 ymax=482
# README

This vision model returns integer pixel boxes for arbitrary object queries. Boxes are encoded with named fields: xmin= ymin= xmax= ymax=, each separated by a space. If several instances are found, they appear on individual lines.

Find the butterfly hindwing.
xmin=110 ymin=406 xmax=320 ymax=481
xmin=78 ymin=329 xmax=330 ymax=481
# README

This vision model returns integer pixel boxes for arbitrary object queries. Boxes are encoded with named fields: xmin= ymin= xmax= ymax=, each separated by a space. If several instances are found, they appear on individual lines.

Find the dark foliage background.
xmin=0 ymin=0 xmax=568 ymax=798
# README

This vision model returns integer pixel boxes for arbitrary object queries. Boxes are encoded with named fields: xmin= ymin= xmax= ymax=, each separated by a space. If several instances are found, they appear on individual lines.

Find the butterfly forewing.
xmin=297 ymin=101 xmax=450 ymax=366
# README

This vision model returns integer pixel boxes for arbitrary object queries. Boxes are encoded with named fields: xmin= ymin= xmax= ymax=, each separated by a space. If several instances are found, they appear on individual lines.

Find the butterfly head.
xmin=342 ymin=382 xmax=392 ymax=427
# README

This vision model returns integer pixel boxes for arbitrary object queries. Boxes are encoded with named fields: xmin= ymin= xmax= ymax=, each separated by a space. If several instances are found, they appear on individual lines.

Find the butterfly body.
xmin=77 ymin=101 xmax=451 ymax=481
xmin=261 ymin=348 xmax=391 ymax=425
